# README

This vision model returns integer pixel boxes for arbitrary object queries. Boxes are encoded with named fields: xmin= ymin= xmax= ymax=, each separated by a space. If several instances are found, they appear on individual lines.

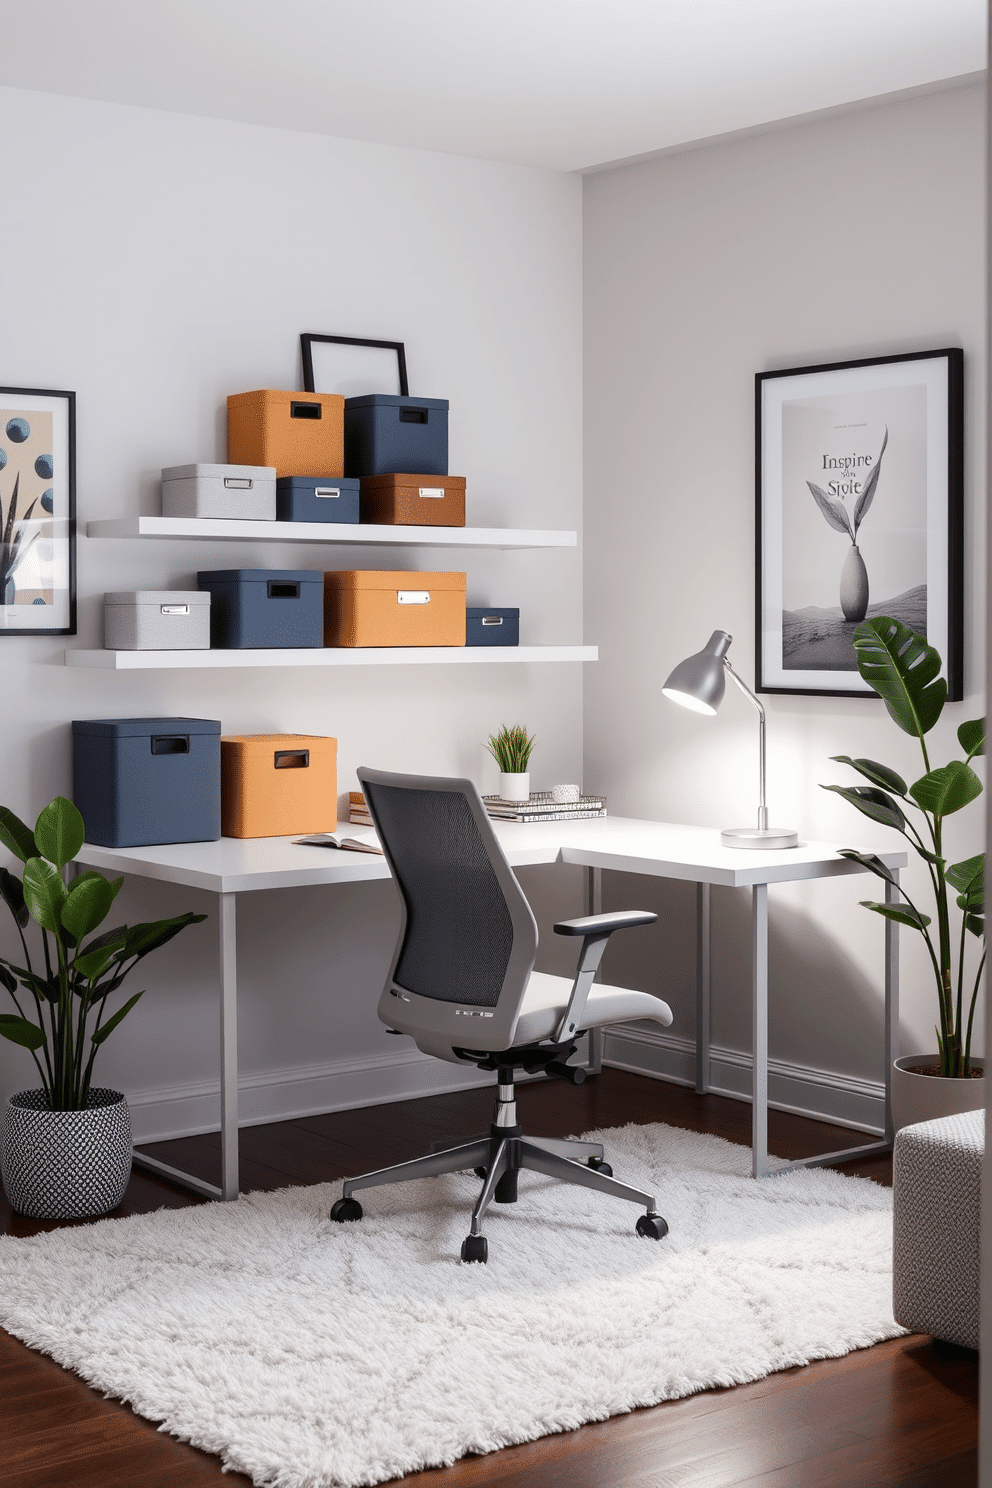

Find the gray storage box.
xmin=161 ymin=463 xmax=277 ymax=521
xmin=104 ymin=591 xmax=210 ymax=650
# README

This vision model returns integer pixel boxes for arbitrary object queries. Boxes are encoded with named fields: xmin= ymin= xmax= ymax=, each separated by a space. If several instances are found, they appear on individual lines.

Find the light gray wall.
xmin=583 ymin=84 xmax=986 ymax=1116
xmin=0 ymin=85 xmax=585 ymax=1138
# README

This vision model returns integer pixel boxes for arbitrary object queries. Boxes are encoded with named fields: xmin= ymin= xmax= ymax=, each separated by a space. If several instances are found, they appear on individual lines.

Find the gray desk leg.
xmin=884 ymin=870 xmax=900 ymax=1145
xmin=695 ymin=882 xmax=711 ymax=1094
xmin=751 ymin=882 xmax=770 ymax=1180
xmin=586 ymin=867 xmax=604 ymax=1074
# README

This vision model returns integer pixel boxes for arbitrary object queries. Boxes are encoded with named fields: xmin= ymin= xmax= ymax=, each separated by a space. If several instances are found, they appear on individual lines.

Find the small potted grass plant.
xmin=486 ymin=724 xmax=536 ymax=803
xmin=0 ymin=795 xmax=205 ymax=1218
xmin=822 ymin=617 xmax=985 ymax=1131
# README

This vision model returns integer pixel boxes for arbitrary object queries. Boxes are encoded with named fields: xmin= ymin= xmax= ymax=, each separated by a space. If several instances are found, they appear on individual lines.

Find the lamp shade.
xmin=661 ymin=630 xmax=732 ymax=715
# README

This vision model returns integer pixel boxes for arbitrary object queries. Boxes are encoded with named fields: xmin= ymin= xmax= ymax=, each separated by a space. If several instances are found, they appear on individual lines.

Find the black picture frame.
xmin=755 ymin=348 xmax=963 ymax=700
xmin=300 ymin=334 xmax=409 ymax=398
xmin=0 ymin=386 xmax=76 ymax=637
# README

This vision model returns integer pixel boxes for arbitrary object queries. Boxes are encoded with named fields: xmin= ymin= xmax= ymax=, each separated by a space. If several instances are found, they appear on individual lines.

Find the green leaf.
xmin=73 ymin=943 xmax=121 ymax=981
xmin=860 ymin=900 xmax=932 ymax=931
xmin=830 ymin=756 xmax=908 ymax=797
xmin=61 ymin=874 xmax=115 ymax=940
xmin=958 ymin=718 xmax=985 ymax=759
xmin=965 ymin=914 xmax=985 ymax=937
xmin=91 ymin=991 xmax=144 ymax=1045
xmin=0 ymin=962 xmax=16 ymax=994
xmin=909 ymin=761 xmax=983 ymax=817
xmin=33 ymin=796 xmax=85 ymax=869
xmin=0 ymin=1013 xmax=46 ymax=1050
xmin=0 ymin=807 xmax=37 ymax=863
xmin=77 ymin=925 xmax=128 ymax=961
xmin=22 ymin=857 xmax=67 ymax=933
xmin=12 ymin=966 xmax=61 ymax=1003
xmin=821 ymin=784 xmax=907 ymax=833
xmin=851 ymin=617 xmax=946 ymax=738
xmin=947 ymin=854 xmax=984 ymax=895
xmin=122 ymin=912 xmax=207 ymax=962
xmin=0 ymin=865 xmax=29 ymax=929
xmin=837 ymin=848 xmax=899 ymax=884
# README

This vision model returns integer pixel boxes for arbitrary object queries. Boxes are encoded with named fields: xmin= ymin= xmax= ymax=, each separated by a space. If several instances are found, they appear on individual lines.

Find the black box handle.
xmin=267 ymin=581 xmax=300 ymax=599
xmin=274 ymin=749 xmax=309 ymax=769
xmin=398 ymin=407 xmax=429 ymax=424
xmin=290 ymin=401 xmax=322 ymax=420
xmin=151 ymin=736 xmax=190 ymax=755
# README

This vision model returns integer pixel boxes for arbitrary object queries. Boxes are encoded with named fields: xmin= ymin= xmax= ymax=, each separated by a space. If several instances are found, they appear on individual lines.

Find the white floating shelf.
xmin=85 ymin=517 xmax=576 ymax=550
xmin=65 ymin=645 xmax=598 ymax=671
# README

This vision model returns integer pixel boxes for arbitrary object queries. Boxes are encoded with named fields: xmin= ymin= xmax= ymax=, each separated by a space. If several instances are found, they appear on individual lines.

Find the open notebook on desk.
xmin=295 ymin=831 xmax=383 ymax=855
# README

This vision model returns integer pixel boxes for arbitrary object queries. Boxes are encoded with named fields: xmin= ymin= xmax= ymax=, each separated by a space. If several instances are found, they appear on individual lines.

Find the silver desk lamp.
xmin=662 ymin=630 xmax=798 ymax=850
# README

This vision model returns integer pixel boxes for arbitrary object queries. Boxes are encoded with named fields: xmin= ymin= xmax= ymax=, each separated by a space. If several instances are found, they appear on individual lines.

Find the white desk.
xmin=76 ymin=818 xmax=905 ymax=1194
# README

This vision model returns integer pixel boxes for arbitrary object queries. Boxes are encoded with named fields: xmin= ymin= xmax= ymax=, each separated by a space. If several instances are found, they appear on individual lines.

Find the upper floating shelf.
xmin=85 ymin=517 xmax=577 ymax=551
xmin=64 ymin=645 xmax=598 ymax=670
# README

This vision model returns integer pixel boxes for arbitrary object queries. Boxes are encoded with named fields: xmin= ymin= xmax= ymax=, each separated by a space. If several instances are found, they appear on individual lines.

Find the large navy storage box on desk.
xmin=72 ymin=717 xmax=221 ymax=847
xmin=198 ymin=569 xmax=323 ymax=648
xmin=344 ymin=395 xmax=448 ymax=477
xmin=276 ymin=477 xmax=360 ymax=525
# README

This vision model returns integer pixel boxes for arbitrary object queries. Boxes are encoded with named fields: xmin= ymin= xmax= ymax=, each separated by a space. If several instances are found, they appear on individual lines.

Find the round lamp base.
xmin=721 ymin=826 xmax=799 ymax=851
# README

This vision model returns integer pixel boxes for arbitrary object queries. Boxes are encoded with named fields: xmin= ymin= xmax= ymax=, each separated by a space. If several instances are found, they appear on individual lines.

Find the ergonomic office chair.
xmin=330 ymin=768 xmax=674 ymax=1262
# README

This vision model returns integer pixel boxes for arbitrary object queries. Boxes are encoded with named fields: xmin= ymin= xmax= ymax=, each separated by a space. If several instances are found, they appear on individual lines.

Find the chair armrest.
xmin=551 ymin=910 xmax=657 ymax=1043
xmin=554 ymin=910 xmax=657 ymax=937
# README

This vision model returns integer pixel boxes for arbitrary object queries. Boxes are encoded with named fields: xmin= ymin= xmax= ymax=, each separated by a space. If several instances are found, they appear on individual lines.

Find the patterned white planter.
xmin=890 ymin=1056 xmax=985 ymax=1135
xmin=1 ymin=1088 xmax=132 ymax=1219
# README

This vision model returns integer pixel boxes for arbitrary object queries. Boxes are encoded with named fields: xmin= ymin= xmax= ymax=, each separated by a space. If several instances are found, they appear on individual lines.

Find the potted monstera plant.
xmin=0 ymin=795 xmax=205 ymax=1218
xmin=823 ymin=617 xmax=985 ymax=1131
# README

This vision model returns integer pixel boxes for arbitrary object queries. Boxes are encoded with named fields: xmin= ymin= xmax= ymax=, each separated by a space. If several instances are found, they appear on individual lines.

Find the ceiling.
xmin=0 ymin=0 xmax=984 ymax=172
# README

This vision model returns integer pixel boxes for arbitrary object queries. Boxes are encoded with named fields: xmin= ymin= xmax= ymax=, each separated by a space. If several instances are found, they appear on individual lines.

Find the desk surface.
xmin=75 ymin=816 xmax=907 ymax=894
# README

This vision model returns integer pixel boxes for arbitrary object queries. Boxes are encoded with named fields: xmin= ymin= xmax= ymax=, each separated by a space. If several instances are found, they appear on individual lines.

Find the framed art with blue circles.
xmin=0 ymin=386 xmax=75 ymax=635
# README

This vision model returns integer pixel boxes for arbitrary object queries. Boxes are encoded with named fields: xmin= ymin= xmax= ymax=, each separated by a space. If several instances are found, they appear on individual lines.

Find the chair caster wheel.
xmin=635 ymin=1213 xmax=668 ymax=1241
xmin=588 ymin=1157 xmax=613 ymax=1176
xmin=330 ymin=1197 xmax=363 ymax=1222
xmin=473 ymin=1166 xmax=488 ymax=1181
xmin=461 ymin=1234 xmax=489 ymax=1264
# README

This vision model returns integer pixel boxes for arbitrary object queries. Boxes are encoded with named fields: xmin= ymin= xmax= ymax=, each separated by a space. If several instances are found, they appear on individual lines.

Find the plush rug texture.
xmin=0 ymin=1121 xmax=903 ymax=1488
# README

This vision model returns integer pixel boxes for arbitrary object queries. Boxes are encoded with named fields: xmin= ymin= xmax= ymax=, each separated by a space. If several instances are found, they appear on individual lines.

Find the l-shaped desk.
xmin=76 ymin=817 xmax=905 ymax=1196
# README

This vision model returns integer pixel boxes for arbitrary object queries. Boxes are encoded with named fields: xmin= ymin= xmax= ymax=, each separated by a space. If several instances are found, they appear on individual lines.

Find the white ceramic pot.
xmin=890 ymin=1055 xmax=985 ymax=1135
xmin=1 ymin=1087 xmax=132 ymax=1218
xmin=499 ymin=771 xmax=530 ymax=803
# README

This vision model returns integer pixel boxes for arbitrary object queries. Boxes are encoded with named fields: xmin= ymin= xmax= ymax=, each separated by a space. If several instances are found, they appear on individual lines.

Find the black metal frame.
xmin=300 ymin=334 xmax=409 ymax=397
xmin=0 ymin=385 xmax=76 ymax=637
xmin=755 ymin=347 xmax=964 ymax=700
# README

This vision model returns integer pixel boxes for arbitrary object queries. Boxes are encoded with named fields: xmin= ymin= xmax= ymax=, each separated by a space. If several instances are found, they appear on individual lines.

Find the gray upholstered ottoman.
xmin=892 ymin=1108 xmax=983 ymax=1349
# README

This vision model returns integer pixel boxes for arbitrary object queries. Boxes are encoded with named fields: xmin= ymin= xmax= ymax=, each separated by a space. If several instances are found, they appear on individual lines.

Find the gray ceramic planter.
xmin=1 ymin=1088 xmax=132 ymax=1219
xmin=891 ymin=1056 xmax=985 ymax=1136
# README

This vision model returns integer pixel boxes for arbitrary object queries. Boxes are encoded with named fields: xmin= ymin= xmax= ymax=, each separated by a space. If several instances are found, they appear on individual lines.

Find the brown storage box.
xmin=221 ymin=734 xmax=337 ymax=837
xmin=360 ymin=473 xmax=466 ymax=527
xmin=227 ymin=390 xmax=344 ymax=478
xmin=324 ymin=571 xmax=466 ymax=648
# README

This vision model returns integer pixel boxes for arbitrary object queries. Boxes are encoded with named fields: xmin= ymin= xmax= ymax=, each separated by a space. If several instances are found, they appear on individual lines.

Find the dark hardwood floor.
xmin=0 ymin=1071 xmax=978 ymax=1488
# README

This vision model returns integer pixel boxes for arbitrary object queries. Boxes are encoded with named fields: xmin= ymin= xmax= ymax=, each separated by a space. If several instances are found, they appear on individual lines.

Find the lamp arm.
xmin=724 ymin=660 xmax=768 ymax=830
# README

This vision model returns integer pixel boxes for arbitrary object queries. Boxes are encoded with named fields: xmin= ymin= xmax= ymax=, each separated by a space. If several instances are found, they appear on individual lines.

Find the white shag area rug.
xmin=0 ymin=1121 xmax=903 ymax=1488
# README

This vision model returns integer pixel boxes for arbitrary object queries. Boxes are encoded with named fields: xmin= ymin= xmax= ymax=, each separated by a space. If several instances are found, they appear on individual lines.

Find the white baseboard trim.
xmin=602 ymin=1026 xmax=885 ymax=1136
xmin=127 ymin=1048 xmax=496 ymax=1145
xmin=126 ymin=1029 xmax=885 ymax=1146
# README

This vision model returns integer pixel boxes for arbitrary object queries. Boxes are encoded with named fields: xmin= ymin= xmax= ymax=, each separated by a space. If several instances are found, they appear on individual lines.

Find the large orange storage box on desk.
xmin=324 ymin=571 xmax=466 ymax=647
xmin=221 ymin=734 xmax=337 ymax=837
xmin=227 ymin=390 xmax=345 ymax=477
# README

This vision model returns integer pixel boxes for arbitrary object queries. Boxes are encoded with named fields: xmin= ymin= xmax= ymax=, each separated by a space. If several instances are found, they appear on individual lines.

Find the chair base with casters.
xmin=330 ymin=1035 xmax=669 ymax=1263
xmin=331 ymin=767 xmax=675 ymax=1262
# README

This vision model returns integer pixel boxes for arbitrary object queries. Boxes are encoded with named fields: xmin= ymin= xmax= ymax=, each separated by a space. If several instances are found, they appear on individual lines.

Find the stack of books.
xmin=349 ymin=791 xmax=374 ymax=826
xmin=482 ymin=791 xmax=607 ymax=824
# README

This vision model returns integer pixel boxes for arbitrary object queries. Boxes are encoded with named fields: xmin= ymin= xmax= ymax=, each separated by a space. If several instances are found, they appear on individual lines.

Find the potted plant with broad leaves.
xmin=823 ymin=617 xmax=985 ymax=1132
xmin=485 ymin=723 xmax=536 ymax=804
xmin=0 ymin=795 xmax=205 ymax=1219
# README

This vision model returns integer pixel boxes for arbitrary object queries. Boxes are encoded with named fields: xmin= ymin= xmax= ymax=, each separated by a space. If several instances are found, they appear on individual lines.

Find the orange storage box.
xmin=359 ymin=474 xmax=466 ymax=527
xmin=227 ymin=390 xmax=344 ymax=478
xmin=324 ymin=571 xmax=466 ymax=648
xmin=221 ymin=734 xmax=337 ymax=837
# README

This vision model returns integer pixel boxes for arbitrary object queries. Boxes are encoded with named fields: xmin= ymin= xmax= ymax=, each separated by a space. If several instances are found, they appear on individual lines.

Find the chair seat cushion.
xmin=513 ymin=970 xmax=673 ymax=1045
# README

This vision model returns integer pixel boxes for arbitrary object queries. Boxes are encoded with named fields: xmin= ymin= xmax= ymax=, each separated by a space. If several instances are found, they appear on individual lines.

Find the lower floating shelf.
xmin=65 ymin=645 xmax=598 ymax=670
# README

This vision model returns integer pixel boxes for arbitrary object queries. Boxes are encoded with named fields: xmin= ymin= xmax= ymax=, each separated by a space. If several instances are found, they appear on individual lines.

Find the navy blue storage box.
xmin=276 ymin=476 xmax=360 ymax=525
xmin=344 ymin=395 xmax=448 ymax=477
xmin=72 ymin=717 xmax=221 ymax=847
xmin=466 ymin=607 xmax=519 ymax=646
xmin=198 ymin=569 xmax=323 ymax=648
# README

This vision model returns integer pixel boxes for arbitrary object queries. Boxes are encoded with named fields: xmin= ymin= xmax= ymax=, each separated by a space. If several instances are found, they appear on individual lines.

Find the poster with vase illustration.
xmin=0 ymin=387 xmax=75 ymax=635
xmin=756 ymin=349 xmax=962 ymax=698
